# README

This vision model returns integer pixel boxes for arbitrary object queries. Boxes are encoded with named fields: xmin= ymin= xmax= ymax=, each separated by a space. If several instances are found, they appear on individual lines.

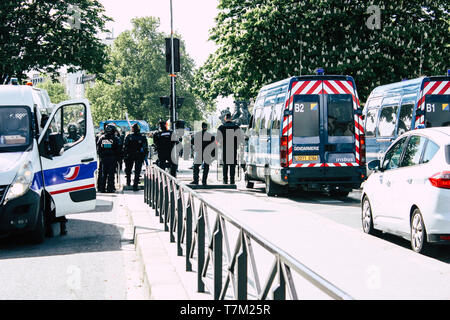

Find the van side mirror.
xmin=49 ymin=133 xmax=65 ymax=157
xmin=416 ymin=108 xmax=425 ymax=117
xmin=368 ymin=159 xmax=381 ymax=171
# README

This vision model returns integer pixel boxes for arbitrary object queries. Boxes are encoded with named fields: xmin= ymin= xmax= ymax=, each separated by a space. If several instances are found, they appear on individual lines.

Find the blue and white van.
xmin=0 ymin=85 xmax=98 ymax=243
xmin=244 ymin=75 xmax=366 ymax=196
xmin=363 ymin=75 xmax=450 ymax=163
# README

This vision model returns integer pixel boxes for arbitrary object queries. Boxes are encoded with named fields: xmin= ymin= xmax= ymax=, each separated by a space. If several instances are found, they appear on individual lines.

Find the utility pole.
xmin=170 ymin=0 xmax=177 ymax=129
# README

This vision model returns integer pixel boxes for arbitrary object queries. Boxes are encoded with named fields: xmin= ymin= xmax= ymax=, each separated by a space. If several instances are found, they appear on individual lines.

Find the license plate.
xmin=295 ymin=155 xmax=319 ymax=162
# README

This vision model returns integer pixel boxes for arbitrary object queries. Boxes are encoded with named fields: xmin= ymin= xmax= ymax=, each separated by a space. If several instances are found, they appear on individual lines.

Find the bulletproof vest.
xmin=126 ymin=133 xmax=146 ymax=154
xmin=99 ymin=134 xmax=118 ymax=157
xmin=155 ymin=130 xmax=174 ymax=156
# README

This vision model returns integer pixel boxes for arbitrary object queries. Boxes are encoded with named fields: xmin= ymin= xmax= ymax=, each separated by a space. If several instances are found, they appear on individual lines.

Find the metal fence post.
xmin=213 ymin=218 xmax=223 ymax=300
xmin=186 ymin=196 xmax=193 ymax=271
xmin=273 ymin=260 xmax=286 ymax=300
xmin=237 ymin=231 xmax=248 ymax=300
xmin=169 ymin=180 xmax=176 ymax=243
xmin=197 ymin=206 xmax=205 ymax=293
xmin=177 ymin=187 xmax=183 ymax=256
xmin=164 ymin=177 xmax=169 ymax=231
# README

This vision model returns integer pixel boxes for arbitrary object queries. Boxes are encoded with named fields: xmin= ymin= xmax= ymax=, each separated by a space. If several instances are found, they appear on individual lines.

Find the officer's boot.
xmin=60 ymin=221 xmax=67 ymax=236
xmin=126 ymin=176 xmax=131 ymax=187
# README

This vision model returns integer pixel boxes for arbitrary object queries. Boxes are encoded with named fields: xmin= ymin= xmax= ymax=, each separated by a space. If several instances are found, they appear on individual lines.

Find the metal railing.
xmin=144 ymin=165 xmax=353 ymax=300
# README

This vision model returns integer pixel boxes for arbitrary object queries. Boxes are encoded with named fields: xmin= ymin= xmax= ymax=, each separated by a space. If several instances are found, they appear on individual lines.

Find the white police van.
xmin=245 ymin=73 xmax=367 ymax=196
xmin=363 ymin=74 xmax=450 ymax=163
xmin=0 ymin=85 xmax=97 ymax=243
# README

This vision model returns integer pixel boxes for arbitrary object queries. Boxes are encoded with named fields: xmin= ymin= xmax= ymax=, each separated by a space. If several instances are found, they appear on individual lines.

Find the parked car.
xmin=361 ymin=127 xmax=450 ymax=253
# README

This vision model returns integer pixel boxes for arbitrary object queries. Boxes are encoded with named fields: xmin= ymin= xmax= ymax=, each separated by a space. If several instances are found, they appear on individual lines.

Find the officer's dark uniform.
xmin=66 ymin=124 xmax=81 ymax=144
xmin=153 ymin=121 xmax=177 ymax=177
xmin=124 ymin=123 xmax=148 ymax=191
xmin=191 ymin=123 xmax=215 ymax=185
xmin=218 ymin=116 xmax=241 ymax=184
xmin=97 ymin=125 xmax=120 ymax=193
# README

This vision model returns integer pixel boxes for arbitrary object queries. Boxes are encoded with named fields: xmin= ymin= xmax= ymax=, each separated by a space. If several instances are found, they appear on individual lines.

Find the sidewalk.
xmin=119 ymin=161 xmax=211 ymax=299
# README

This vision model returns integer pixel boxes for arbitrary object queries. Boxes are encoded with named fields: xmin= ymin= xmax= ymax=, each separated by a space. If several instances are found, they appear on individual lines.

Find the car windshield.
xmin=425 ymin=95 xmax=450 ymax=127
xmin=0 ymin=106 xmax=32 ymax=153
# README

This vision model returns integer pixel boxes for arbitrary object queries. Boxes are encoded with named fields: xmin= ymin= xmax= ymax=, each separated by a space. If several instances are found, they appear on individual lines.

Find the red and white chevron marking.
xmin=415 ymin=80 xmax=450 ymax=128
xmin=293 ymin=163 xmax=359 ymax=168
xmin=281 ymin=80 xmax=364 ymax=168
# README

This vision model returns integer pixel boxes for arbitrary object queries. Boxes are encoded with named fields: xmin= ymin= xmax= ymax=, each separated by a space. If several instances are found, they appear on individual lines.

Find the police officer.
xmin=153 ymin=120 xmax=177 ymax=177
xmin=190 ymin=122 xmax=215 ymax=185
xmin=66 ymin=124 xmax=81 ymax=144
xmin=97 ymin=124 xmax=120 ymax=193
xmin=217 ymin=113 xmax=242 ymax=185
xmin=124 ymin=123 xmax=148 ymax=191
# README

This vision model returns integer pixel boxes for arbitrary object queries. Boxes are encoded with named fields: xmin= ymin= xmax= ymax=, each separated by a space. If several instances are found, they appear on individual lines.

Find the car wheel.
xmin=411 ymin=208 xmax=428 ymax=254
xmin=362 ymin=196 xmax=379 ymax=236
xmin=29 ymin=199 xmax=46 ymax=244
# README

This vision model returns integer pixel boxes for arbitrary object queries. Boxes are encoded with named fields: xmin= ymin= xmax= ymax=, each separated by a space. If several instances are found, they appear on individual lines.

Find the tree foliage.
xmin=195 ymin=0 xmax=449 ymax=102
xmin=87 ymin=17 xmax=214 ymax=127
xmin=0 ymin=0 xmax=111 ymax=84
xmin=36 ymin=80 xmax=70 ymax=104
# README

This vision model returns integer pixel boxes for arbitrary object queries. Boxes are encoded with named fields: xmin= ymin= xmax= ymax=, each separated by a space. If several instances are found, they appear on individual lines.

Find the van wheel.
xmin=362 ymin=196 xmax=380 ymax=236
xmin=29 ymin=199 xmax=46 ymax=244
xmin=245 ymin=174 xmax=254 ymax=189
xmin=265 ymin=176 xmax=285 ymax=197
xmin=411 ymin=208 xmax=429 ymax=254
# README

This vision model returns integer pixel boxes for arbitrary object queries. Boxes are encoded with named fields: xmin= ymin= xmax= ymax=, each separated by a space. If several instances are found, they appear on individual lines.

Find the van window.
xmin=400 ymin=135 xmax=427 ymax=167
xmin=293 ymin=95 xmax=320 ymax=138
xmin=397 ymin=102 xmax=414 ymax=135
xmin=271 ymin=105 xmax=283 ymax=130
xmin=378 ymin=105 xmax=399 ymax=137
xmin=365 ymin=109 xmax=378 ymax=137
xmin=382 ymin=137 xmax=407 ymax=170
xmin=63 ymin=104 xmax=86 ymax=148
xmin=0 ymin=107 xmax=31 ymax=152
xmin=327 ymin=94 xmax=354 ymax=137
xmin=422 ymin=139 xmax=440 ymax=164
xmin=254 ymin=108 xmax=262 ymax=133
xmin=424 ymin=95 xmax=450 ymax=127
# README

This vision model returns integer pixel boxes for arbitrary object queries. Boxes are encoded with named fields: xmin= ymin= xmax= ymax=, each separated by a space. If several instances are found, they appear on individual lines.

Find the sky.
xmin=99 ymin=0 xmax=218 ymax=67
xmin=98 ymin=0 xmax=233 ymax=110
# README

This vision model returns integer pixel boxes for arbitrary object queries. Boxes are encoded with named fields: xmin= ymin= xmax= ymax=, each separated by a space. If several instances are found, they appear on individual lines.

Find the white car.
xmin=361 ymin=127 xmax=450 ymax=253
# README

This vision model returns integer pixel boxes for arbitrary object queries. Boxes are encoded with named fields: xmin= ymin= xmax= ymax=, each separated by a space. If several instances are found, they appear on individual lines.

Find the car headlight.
xmin=4 ymin=162 xmax=34 ymax=204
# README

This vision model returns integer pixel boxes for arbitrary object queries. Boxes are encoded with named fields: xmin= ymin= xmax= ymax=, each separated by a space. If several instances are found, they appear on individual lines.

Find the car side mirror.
xmin=49 ymin=133 xmax=65 ymax=157
xmin=368 ymin=159 xmax=381 ymax=171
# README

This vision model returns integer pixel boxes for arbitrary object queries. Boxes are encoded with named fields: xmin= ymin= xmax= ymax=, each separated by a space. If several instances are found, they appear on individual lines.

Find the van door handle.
xmin=81 ymin=158 xmax=95 ymax=163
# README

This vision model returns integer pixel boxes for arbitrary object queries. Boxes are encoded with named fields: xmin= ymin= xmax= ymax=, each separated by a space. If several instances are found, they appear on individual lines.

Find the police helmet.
xmin=132 ymin=123 xmax=141 ymax=133
xmin=105 ymin=124 xmax=116 ymax=134
xmin=68 ymin=124 xmax=77 ymax=133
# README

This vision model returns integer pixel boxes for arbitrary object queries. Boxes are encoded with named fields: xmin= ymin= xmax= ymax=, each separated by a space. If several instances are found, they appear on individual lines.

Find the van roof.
xmin=0 ymin=85 xmax=36 ymax=108
xmin=369 ymin=77 xmax=425 ymax=98
xmin=259 ymin=75 xmax=355 ymax=93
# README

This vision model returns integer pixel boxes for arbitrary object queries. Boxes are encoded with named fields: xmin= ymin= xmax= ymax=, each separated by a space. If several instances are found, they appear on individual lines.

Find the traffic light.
xmin=165 ymin=38 xmax=180 ymax=73
xmin=160 ymin=96 xmax=185 ymax=109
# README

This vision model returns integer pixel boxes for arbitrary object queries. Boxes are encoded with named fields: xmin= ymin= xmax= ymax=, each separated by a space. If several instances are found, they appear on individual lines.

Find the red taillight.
xmin=440 ymin=236 xmax=450 ymax=241
xmin=359 ymin=136 xmax=366 ymax=165
xmin=280 ymin=136 xmax=288 ymax=167
xmin=429 ymin=172 xmax=450 ymax=189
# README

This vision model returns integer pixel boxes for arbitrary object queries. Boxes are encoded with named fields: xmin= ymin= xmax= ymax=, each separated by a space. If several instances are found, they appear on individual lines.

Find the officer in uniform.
xmin=153 ymin=120 xmax=177 ymax=177
xmin=190 ymin=122 xmax=215 ymax=185
xmin=123 ymin=123 xmax=148 ymax=191
xmin=97 ymin=124 xmax=120 ymax=193
xmin=217 ymin=113 xmax=242 ymax=185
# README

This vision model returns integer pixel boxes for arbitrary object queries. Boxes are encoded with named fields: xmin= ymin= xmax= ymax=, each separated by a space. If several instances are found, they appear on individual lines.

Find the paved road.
xmin=177 ymin=163 xmax=450 ymax=299
xmin=0 ymin=194 xmax=146 ymax=300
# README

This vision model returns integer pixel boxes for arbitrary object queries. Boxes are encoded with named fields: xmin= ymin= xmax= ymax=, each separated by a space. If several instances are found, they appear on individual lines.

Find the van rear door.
xmin=416 ymin=79 xmax=450 ymax=128
xmin=290 ymin=81 xmax=322 ymax=167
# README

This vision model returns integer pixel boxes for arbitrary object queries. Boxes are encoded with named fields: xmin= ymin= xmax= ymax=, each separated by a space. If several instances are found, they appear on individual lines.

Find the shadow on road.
xmin=0 ymin=218 xmax=123 ymax=260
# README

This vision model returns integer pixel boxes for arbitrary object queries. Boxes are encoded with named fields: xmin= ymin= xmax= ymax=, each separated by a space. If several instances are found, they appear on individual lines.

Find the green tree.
xmin=0 ymin=0 xmax=111 ymax=84
xmin=195 ymin=0 xmax=449 ymax=102
xmin=36 ymin=80 xmax=70 ymax=104
xmin=87 ymin=17 xmax=213 ymax=127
